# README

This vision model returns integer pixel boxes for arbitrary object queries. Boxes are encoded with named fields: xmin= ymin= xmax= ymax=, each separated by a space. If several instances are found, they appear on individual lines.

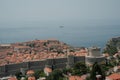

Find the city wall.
xmin=0 ymin=56 xmax=85 ymax=77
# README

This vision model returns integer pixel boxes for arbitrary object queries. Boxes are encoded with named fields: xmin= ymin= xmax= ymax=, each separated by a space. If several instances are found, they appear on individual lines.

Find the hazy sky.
xmin=0 ymin=0 xmax=120 ymax=27
xmin=0 ymin=0 xmax=120 ymax=47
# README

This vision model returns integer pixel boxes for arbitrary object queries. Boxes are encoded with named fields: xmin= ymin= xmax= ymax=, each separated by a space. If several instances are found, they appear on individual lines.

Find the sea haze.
xmin=0 ymin=0 xmax=120 ymax=49
xmin=0 ymin=22 xmax=120 ymax=48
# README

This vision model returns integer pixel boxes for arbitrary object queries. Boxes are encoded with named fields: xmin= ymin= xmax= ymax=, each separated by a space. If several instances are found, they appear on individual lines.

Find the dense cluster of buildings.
xmin=0 ymin=39 xmax=106 ymax=66
xmin=0 ymin=39 xmax=120 ymax=80
xmin=0 ymin=39 xmax=72 ymax=66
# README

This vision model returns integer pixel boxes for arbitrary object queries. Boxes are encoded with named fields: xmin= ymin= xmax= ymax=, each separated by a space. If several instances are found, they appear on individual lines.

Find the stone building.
xmin=13 ymin=46 xmax=31 ymax=52
xmin=0 ymin=44 xmax=11 ymax=49
xmin=85 ymin=47 xmax=105 ymax=66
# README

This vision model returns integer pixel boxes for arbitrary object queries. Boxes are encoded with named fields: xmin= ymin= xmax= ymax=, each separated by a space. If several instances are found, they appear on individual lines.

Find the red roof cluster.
xmin=107 ymin=73 xmax=120 ymax=80
xmin=69 ymin=76 xmax=83 ymax=80
xmin=0 ymin=40 xmax=87 ymax=66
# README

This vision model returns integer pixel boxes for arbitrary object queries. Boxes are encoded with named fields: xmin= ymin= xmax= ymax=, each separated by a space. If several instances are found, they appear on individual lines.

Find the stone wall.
xmin=0 ymin=56 xmax=85 ymax=77
xmin=86 ymin=56 xmax=105 ymax=65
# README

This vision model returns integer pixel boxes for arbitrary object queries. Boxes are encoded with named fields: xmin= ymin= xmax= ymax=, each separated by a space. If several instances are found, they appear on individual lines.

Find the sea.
xmin=0 ymin=22 xmax=120 ymax=49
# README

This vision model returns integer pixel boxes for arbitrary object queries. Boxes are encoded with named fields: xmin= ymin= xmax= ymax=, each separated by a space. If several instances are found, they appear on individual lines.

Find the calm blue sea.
xmin=0 ymin=23 xmax=120 ymax=49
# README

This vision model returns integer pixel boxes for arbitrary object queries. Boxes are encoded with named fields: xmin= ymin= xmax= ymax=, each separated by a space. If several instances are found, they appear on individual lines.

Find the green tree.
xmin=28 ymin=43 xmax=35 ymax=48
xmin=90 ymin=62 xmax=105 ymax=80
xmin=104 ymin=45 xmax=117 ymax=55
xmin=15 ymin=72 xmax=22 ymax=80
xmin=62 ymin=68 xmax=73 ymax=75
xmin=86 ymin=76 xmax=91 ymax=80
xmin=46 ymin=69 xmax=63 ymax=80
xmin=102 ymin=64 xmax=110 ymax=72
xmin=7 ymin=52 xmax=13 ymax=55
xmin=72 ymin=62 xmax=88 ymax=76
xmin=34 ymin=70 xmax=46 ymax=79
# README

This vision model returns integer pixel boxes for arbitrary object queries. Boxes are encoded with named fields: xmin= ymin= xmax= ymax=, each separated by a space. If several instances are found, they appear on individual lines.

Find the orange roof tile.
xmin=108 ymin=73 xmax=120 ymax=80
xmin=27 ymin=70 xmax=35 ymax=75
xmin=44 ymin=67 xmax=52 ymax=73
xmin=80 ymin=49 xmax=87 ymax=53
xmin=14 ymin=46 xmax=30 ymax=49
xmin=28 ymin=76 xmax=36 ymax=80
xmin=69 ymin=76 xmax=83 ymax=80
xmin=8 ymin=77 xmax=17 ymax=80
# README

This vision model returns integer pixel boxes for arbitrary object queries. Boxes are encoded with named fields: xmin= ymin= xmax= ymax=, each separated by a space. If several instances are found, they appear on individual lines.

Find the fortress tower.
xmin=85 ymin=46 xmax=105 ymax=66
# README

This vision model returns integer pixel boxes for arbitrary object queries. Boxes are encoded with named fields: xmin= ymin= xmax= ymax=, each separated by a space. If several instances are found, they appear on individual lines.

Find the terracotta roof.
xmin=108 ymin=73 xmax=120 ymax=80
xmin=28 ymin=76 xmax=36 ymax=80
xmin=27 ymin=70 xmax=35 ymax=75
xmin=14 ymin=46 xmax=30 ymax=49
xmin=102 ymin=53 xmax=109 ymax=57
xmin=118 ymin=66 xmax=120 ymax=69
xmin=80 ymin=49 xmax=87 ymax=53
xmin=0 ymin=39 xmax=86 ymax=66
xmin=8 ymin=77 xmax=17 ymax=80
xmin=69 ymin=76 xmax=83 ymax=80
xmin=81 ymin=74 xmax=87 ymax=80
xmin=44 ymin=67 xmax=52 ymax=73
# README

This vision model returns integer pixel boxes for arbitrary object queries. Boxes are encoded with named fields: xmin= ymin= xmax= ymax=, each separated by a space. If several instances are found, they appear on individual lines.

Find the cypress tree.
xmin=90 ymin=62 xmax=105 ymax=80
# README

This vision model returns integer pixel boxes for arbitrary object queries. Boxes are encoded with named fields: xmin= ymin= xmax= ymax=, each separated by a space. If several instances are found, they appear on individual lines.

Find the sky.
xmin=0 ymin=0 xmax=120 ymax=28
xmin=0 ymin=0 xmax=120 ymax=47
